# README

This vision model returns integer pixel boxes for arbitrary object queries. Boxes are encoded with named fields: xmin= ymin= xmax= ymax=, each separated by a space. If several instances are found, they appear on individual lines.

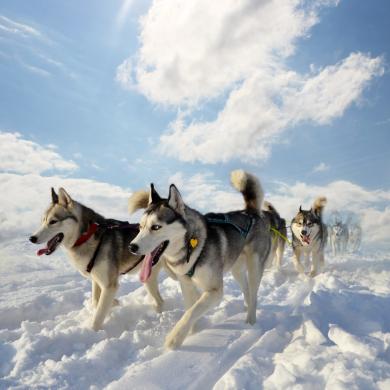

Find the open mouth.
xmin=300 ymin=234 xmax=311 ymax=245
xmin=140 ymin=240 xmax=169 ymax=283
xmin=37 ymin=233 xmax=64 ymax=256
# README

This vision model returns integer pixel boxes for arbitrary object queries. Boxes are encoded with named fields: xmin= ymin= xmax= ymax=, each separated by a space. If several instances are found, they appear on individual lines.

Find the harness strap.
xmin=121 ymin=255 xmax=145 ymax=275
xmin=72 ymin=220 xmax=140 ymax=273
xmin=206 ymin=213 xmax=254 ymax=238
xmin=270 ymin=226 xmax=291 ymax=246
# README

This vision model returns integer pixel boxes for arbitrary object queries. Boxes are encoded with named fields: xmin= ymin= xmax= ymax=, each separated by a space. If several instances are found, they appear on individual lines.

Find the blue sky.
xmin=0 ymin=0 xmax=389 ymax=194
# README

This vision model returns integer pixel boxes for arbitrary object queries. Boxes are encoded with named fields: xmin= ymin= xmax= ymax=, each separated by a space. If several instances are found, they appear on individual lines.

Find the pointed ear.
xmin=58 ymin=188 xmax=73 ymax=207
xmin=51 ymin=188 xmax=58 ymax=204
xmin=149 ymin=183 xmax=161 ymax=205
xmin=299 ymin=205 xmax=303 ymax=213
xmin=168 ymin=184 xmax=184 ymax=214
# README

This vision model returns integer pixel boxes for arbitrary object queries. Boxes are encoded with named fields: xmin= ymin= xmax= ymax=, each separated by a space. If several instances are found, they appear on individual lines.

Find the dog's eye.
xmin=49 ymin=220 xmax=57 ymax=225
xmin=298 ymin=222 xmax=303 ymax=226
xmin=151 ymin=224 xmax=162 ymax=231
xmin=307 ymin=222 xmax=313 ymax=227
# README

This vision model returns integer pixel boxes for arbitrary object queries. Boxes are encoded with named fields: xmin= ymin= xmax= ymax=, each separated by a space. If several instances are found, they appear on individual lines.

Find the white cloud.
xmin=0 ymin=132 xmax=77 ymax=174
xmin=117 ymin=0 xmax=383 ymax=164
xmin=313 ymin=162 xmax=330 ymax=173
xmin=0 ymin=173 xmax=132 ymax=240
xmin=159 ymin=52 xmax=383 ymax=163
xmin=0 ymin=15 xmax=43 ymax=39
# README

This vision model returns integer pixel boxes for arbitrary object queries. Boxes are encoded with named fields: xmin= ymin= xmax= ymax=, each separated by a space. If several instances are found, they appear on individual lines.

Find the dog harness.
xmin=185 ymin=212 xmax=255 ymax=278
xmin=73 ymin=220 xmax=142 ymax=274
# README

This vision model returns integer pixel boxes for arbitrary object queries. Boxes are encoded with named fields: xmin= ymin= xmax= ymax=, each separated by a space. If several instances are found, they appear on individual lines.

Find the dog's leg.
xmin=180 ymin=279 xmax=200 ymax=310
xmin=246 ymin=253 xmax=264 ymax=325
xmin=144 ymin=261 xmax=164 ymax=313
xmin=309 ymin=252 xmax=320 ymax=277
xmin=91 ymin=280 xmax=101 ymax=308
xmin=275 ymin=239 xmax=285 ymax=270
xmin=165 ymin=288 xmax=222 ymax=349
xmin=91 ymin=284 xmax=118 ymax=331
xmin=293 ymin=247 xmax=304 ymax=274
xmin=231 ymin=260 xmax=249 ymax=309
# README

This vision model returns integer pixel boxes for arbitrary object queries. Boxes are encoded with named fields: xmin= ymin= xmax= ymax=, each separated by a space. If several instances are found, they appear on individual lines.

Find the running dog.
xmin=29 ymin=188 xmax=164 ymax=331
xmin=329 ymin=219 xmax=349 ymax=256
xmin=291 ymin=197 xmax=327 ymax=277
xmin=128 ymin=170 xmax=273 ymax=349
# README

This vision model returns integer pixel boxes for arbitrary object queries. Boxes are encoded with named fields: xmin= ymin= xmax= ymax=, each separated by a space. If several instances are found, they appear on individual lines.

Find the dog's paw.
xmin=294 ymin=263 xmax=305 ymax=274
xmin=91 ymin=321 xmax=102 ymax=332
xmin=153 ymin=301 xmax=164 ymax=313
xmin=309 ymin=270 xmax=318 ymax=278
xmin=245 ymin=312 xmax=256 ymax=325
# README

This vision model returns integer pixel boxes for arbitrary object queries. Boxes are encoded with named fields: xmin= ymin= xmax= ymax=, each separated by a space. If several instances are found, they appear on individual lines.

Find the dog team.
xmin=29 ymin=170 xmax=329 ymax=349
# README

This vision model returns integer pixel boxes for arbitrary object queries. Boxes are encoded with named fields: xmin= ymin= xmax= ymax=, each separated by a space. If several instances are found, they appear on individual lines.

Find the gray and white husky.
xmin=128 ymin=170 xmax=273 ymax=349
xmin=348 ymin=223 xmax=362 ymax=253
xmin=291 ymin=197 xmax=327 ymax=277
xmin=29 ymin=188 xmax=164 ymax=331
xmin=329 ymin=220 xmax=349 ymax=256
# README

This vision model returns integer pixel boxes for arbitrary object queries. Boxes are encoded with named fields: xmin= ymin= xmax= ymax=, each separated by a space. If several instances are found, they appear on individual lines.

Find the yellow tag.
xmin=190 ymin=238 xmax=198 ymax=248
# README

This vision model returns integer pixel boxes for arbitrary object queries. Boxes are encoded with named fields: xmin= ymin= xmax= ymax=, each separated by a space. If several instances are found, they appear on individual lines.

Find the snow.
xmin=1 ymin=238 xmax=390 ymax=389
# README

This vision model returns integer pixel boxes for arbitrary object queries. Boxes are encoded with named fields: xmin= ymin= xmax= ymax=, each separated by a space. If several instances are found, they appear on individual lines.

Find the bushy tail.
xmin=312 ymin=196 xmax=327 ymax=217
xmin=262 ymin=201 xmax=280 ymax=216
xmin=128 ymin=190 xmax=149 ymax=214
xmin=230 ymin=170 xmax=264 ymax=212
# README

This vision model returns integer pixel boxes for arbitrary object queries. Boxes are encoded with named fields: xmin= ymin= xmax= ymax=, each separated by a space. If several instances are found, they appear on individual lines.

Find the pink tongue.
xmin=140 ymin=254 xmax=153 ymax=283
xmin=302 ymin=236 xmax=310 ymax=244
xmin=37 ymin=247 xmax=49 ymax=256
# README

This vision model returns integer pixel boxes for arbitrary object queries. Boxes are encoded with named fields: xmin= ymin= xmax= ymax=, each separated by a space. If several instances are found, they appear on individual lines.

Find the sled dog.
xmin=291 ymin=197 xmax=327 ymax=277
xmin=29 ymin=188 xmax=164 ymax=330
xmin=128 ymin=170 xmax=273 ymax=349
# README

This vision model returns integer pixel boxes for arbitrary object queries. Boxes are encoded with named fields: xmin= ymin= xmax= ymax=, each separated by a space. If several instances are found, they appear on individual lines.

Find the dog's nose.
xmin=301 ymin=230 xmax=307 ymax=236
xmin=129 ymin=243 xmax=139 ymax=254
xmin=29 ymin=236 xmax=37 ymax=243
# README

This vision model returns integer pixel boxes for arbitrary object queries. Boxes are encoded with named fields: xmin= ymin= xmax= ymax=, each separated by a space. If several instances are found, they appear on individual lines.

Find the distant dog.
xmin=29 ymin=188 xmax=164 ymax=331
xmin=329 ymin=220 xmax=349 ymax=256
xmin=348 ymin=223 xmax=362 ymax=252
xmin=128 ymin=170 xmax=273 ymax=349
xmin=291 ymin=197 xmax=327 ymax=277
xmin=262 ymin=201 xmax=287 ymax=269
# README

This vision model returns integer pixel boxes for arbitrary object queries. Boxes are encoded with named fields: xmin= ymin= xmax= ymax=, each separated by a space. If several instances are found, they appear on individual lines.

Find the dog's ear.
xmin=299 ymin=205 xmax=303 ymax=213
xmin=58 ymin=188 xmax=73 ymax=208
xmin=149 ymin=183 xmax=161 ymax=204
xmin=168 ymin=184 xmax=185 ymax=214
xmin=51 ymin=188 xmax=58 ymax=204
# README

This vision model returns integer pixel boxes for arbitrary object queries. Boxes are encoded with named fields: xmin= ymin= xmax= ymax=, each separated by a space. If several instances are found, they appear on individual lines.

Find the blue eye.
xmin=151 ymin=225 xmax=162 ymax=231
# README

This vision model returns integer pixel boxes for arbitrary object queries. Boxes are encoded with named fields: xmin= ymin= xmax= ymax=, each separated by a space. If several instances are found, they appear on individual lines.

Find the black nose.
xmin=129 ymin=243 xmax=139 ymax=254
xmin=301 ymin=230 xmax=307 ymax=236
xmin=29 ymin=236 xmax=37 ymax=243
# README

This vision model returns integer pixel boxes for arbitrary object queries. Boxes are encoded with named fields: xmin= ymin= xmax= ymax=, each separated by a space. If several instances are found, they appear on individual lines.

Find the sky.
xmin=0 ymin=0 xmax=389 ymax=248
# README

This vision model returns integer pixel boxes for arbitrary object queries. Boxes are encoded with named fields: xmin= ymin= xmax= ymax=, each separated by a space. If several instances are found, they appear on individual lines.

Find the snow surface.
xmin=1 ymin=238 xmax=390 ymax=389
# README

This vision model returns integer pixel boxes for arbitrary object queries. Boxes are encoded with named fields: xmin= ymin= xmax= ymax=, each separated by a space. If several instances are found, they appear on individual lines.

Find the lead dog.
xmin=128 ymin=170 xmax=273 ymax=349
xmin=29 ymin=188 xmax=164 ymax=330
xmin=291 ymin=197 xmax=327 ymax=277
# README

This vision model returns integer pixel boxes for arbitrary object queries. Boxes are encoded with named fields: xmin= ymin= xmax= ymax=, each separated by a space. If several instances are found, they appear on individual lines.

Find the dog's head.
xmin=332 ymin=222 xmax=344 ymax=237
xmin=29 ymin=188 xmax=80 ymax=255
xmin=129 ymin=183 xmax=187 ymax=282
xmin=291 ymin=205 xmax=321 ymax=246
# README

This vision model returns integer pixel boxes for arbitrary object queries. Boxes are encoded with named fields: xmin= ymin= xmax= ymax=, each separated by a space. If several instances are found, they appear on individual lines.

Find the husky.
xmin=29 ymin=188 xmax=164 ymax=331
xmin=290 ymin=197 xmax=327 ymax=277
xmin=348 ymin=223 xmax=362 ymax=252
xmin=128 ymin=170 xmax=272 ymax=349
xmin=262 ymin=201 xmax=287 ymax=269
xmin=329 ymin=220 xmax=349 ymax=256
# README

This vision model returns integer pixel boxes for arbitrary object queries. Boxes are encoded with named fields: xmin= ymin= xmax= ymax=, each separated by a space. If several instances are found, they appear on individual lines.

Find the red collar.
xmin=73 ymin=223 xmax=99 ymax=247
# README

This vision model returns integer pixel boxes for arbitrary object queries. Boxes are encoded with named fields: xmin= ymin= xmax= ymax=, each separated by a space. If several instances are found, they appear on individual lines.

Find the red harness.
xmin=73 ymin=223 xmax=99 ymax=247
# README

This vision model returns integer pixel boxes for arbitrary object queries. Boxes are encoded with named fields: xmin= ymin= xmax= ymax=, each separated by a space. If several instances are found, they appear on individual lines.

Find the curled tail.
xmin=312 ymin=196 xmax=327 ymax=217
xmin=128 ymin=190 xmax=149 ymax=214
xmin=230 ymin=170 xmax=264 ymax=213
xmin=263 ymin=201 xmax=281 ymax=217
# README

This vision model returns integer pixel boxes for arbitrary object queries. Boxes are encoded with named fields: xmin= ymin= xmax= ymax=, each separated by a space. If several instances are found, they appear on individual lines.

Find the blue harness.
xmin=185 ymin=212 xmax=254 ymax=277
